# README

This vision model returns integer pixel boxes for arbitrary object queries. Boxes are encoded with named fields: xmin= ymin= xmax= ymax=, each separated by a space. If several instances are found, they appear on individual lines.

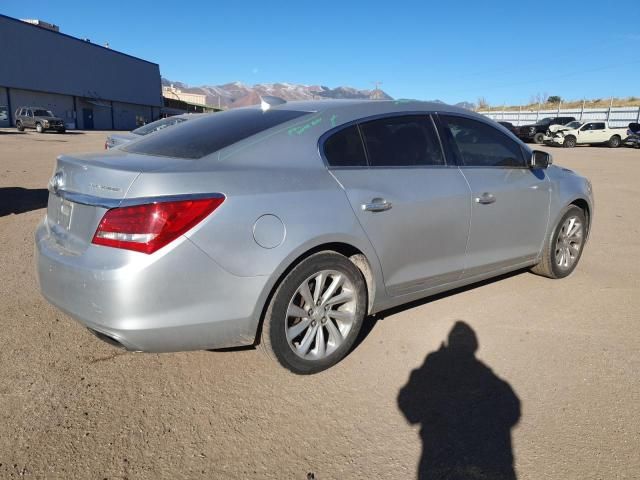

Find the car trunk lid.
xmin=45 ymin=151 xmax=187 ymax=254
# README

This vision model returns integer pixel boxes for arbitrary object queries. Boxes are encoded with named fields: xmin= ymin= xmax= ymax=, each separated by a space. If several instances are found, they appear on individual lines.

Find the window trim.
xmin=434 ymin=112 xmax=532 ymax=169
xmin=318 ymin=111 xmax=453 ymax=170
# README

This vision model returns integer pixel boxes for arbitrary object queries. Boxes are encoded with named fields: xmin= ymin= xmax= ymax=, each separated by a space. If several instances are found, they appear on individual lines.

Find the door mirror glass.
xmin=530 ymin=150 xmax=552 ymax=169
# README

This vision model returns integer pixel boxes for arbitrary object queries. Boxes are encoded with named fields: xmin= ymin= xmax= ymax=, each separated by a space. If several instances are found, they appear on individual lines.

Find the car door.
xmin=437 ymin=114 xmax=551 ymax=278
xmin=324 ymin=115 xmax=471 ymax=296
xmin=25 ymin=109 xmax=35 ymax=128
xmin=578 ymin=123 xmax=596 ymax=143
xmin=591 ymin=122 xmax=608 ymax=143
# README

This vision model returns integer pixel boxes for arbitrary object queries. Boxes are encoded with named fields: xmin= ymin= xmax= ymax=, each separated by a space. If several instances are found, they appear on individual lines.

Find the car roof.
xmin=269 ymin=99 xmax=474 ymax=116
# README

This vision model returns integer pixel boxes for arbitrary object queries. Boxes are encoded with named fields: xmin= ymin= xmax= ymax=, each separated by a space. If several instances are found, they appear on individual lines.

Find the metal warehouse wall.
xmin=0 ymin=15 xmax=161 ymax=108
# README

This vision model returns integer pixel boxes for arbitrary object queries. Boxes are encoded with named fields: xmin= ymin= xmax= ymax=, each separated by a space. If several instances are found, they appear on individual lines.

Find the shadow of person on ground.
xmin=398 ymin=321 xmax=520 ymax=480
xmin=0 ymin=187 xmax=48 ymax=217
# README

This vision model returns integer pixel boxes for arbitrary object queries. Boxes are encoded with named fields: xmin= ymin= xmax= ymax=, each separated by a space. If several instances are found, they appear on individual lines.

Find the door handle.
xmin=362 ymin=198 xmax=392 ymax=212
xmin=475 ymin=192 xmax=496 ymax=205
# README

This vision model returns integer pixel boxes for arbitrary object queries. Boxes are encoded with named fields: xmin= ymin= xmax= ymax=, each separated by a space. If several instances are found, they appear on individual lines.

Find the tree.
xmin=529 ymin=92 xmax=549 ymax=105
xmin=548 ymin=96 xmax=562 ymax=104
xmin=476 ymin=97 xmax=489 ymax=110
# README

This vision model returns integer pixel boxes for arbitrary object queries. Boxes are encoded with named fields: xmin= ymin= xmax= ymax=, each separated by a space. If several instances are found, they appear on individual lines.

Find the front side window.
xmin=439 ymin=115 xmax=526 ymax=168
xmin=27 ymin=110 xmax=33 ymax=118
xmin=359 ymin=115 xmax=445 ymax=167
xmin=323 ymin=125 xmax=367 ymax=167
xmin=581 ymin=123 xmax=593 ymax=131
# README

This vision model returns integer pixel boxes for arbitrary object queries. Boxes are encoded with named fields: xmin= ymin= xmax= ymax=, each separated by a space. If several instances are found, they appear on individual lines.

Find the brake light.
xmin=92 ymin=197 xmax=224 ymax=254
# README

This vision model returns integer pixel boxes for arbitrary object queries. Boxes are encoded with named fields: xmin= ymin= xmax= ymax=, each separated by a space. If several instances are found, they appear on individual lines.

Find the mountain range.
xmin=161 ymin=78 xmax=474 ymax=110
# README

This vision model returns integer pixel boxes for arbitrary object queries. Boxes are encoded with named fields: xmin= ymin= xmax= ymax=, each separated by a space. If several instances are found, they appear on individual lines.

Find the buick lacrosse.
xmin=36 ymin=99 xmax=593 ymax=373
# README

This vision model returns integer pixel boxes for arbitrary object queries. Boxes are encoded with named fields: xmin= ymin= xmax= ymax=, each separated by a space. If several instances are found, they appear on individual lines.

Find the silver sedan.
xmin=36 ymin=99 xmax=593 ymax=374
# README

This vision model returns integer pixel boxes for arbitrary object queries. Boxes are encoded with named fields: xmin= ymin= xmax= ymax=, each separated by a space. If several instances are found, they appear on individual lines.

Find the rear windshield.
xmin=124 ymin=108 xmax=310 ymax=159
xmin=132 ymin=116 xmax=186 ymax=136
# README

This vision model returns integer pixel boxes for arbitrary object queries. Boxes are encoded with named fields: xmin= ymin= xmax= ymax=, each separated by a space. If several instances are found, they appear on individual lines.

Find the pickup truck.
xmin=544 ymin=121 xmax=627 ymax=148
xmin=516 ymin=116 xmax=576 ymax=144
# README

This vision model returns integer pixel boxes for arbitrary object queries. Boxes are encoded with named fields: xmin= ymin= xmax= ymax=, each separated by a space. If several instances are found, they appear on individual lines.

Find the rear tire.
xmin=533 ymin=132 xmax=545 ymax=144
xmin=563 ymin=136 xmax=577 ymax=148
xmin=531 ymin=205 xmax=587 ymax=279
xmin=608 ymin=135 xmax=621 ymax=148
xmin=36 ymin=123 xmax=44 ymax=133
xmin=16 ymin=121 xmax=24 ymax=132
xmin=260 ymin=252 xmax=367 ymax=374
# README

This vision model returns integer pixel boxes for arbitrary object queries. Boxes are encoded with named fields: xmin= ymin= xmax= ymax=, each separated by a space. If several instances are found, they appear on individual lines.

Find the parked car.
xmin=545 ymin=121 xmax=627 ymax=148
xmin=36 ymin=99 xmax=593 ymax=374
xmin=15 ymin=106 xmax=65 ymax=133
xmin=623 ymin=123 xmax=640 ymax=148
xmin=105 ymin=113 xmax=203 ymax=149
xmin=516 ymin=116 xmax=576 ymax=144
xmin=497 ymin=121 xmax=518 ymax=135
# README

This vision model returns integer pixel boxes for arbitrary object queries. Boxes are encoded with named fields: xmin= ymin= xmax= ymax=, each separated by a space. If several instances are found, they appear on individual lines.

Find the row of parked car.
xmin=498 ymin=117 xmax=640 ymax=149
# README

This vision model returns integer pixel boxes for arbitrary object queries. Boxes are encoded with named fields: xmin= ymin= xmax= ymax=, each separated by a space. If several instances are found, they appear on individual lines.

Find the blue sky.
xmin=2 ymin=1 xmax=638 ymax=105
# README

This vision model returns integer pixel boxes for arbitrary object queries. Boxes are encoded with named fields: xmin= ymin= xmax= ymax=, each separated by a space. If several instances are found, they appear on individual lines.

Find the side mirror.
xmin=530 ymin=150 xmax=552 ymax=169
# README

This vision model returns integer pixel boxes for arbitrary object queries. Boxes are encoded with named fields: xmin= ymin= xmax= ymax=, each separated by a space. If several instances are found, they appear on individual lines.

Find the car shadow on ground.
xmin=398 ymin=321 xmax=521 ymax=480
xmin=0 ymin=187 xmax=48 ymax=217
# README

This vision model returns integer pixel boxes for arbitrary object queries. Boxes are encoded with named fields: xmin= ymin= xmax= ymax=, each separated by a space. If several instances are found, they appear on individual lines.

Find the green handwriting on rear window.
xmin=288 ymin=117 xmax=322 ymax=136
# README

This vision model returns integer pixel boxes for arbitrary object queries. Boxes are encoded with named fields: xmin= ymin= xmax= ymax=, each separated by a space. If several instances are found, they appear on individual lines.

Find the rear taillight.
xmin=92 ymin=197 xmax=224 ymax=254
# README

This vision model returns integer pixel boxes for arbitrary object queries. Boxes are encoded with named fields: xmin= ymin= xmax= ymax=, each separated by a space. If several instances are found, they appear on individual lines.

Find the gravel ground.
xmin=0 ymin=129 xmax=638 ymax=479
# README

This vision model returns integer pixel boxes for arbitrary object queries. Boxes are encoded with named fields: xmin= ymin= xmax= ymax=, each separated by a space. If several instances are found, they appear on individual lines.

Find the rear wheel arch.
xmin=254 ymin=242 xmax=376 ymax=345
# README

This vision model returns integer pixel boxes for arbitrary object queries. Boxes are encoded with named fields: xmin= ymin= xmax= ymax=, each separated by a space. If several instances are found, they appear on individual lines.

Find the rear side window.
xmin=124 ymin=109 xmax=309 ymax=159
xmin=360 ymin=115 xmax=444 ymax=167
xmin=439 ymin=115 xmax=525 ymax=167
xmin=323 ymin=125 xmax=367 ymax=167
xmin=593 ymin=122 xmax=605 ymax=130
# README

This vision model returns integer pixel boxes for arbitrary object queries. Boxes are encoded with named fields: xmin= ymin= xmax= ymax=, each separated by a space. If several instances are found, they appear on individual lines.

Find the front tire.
xmin=36 ymin=123 xmax=44 ymax=133
xmin=531 ymin=205 xmax=587 ymax=279
xmin=608 ymin=135 xmax=621 ymax=148
xmin=533 ymin=132 xmax=545 ymax=144
xmin=563 ymin=135 xmax=577 ymax=148
xmin=16 ymin=121 xmax=24 ymax=132
xmin=260 ymin=252 xmax=367 ymax=374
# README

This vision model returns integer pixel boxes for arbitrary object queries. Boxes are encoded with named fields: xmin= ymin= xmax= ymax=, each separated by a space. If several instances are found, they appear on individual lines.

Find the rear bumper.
xmin=35 ymin=220 xmax=267 ymax=352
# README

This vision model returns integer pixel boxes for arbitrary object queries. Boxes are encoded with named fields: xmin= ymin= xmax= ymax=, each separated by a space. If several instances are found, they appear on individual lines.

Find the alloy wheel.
xmin=555 ymin=216 xmax=583 ymax=269
xmin=285 ymin=270 xmax=357 ymax=360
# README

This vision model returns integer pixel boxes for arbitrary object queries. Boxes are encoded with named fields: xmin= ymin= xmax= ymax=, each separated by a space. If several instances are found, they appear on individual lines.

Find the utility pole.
xmin=371 ymin=81 xmax=383 ymax=100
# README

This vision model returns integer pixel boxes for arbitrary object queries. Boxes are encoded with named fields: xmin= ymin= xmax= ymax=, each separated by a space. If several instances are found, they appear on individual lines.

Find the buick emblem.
xmin=51 ymin=171 xmax=64 ymax=194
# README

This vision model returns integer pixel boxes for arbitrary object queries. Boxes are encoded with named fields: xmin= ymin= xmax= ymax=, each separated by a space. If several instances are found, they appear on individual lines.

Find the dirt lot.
xmin=0 ymin=129 xmax=639 ymax=479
